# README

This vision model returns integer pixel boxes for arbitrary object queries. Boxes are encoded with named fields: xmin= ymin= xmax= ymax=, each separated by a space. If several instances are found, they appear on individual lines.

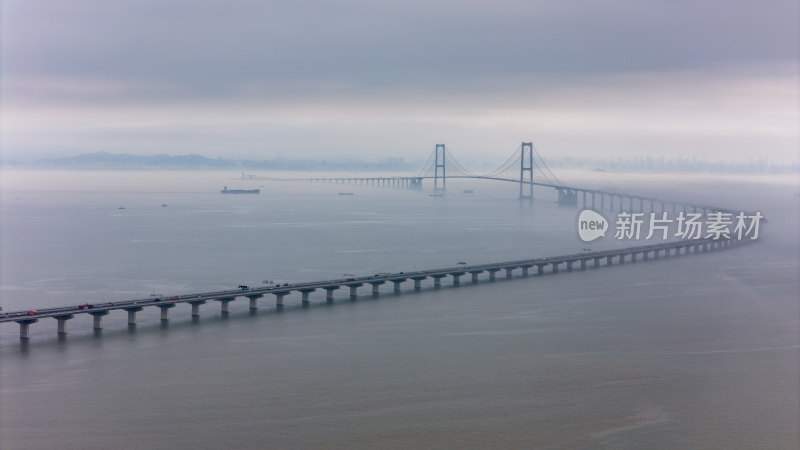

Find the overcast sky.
xmin=1 ymin=0 xmax=798 ymax=164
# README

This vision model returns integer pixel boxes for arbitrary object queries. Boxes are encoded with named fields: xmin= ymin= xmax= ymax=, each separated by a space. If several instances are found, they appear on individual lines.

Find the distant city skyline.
xmin=1 ymin=1 xmax=798 ymax=163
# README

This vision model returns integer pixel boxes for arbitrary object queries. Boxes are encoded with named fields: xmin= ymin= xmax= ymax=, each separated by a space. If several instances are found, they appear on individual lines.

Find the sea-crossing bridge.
xmin=0 ymin=142 xmax=760 ymax=339
xmin=277 ymin=143 xmax=743 ymax=217
xmin=1 ymin=237 xmax=747 ymax=339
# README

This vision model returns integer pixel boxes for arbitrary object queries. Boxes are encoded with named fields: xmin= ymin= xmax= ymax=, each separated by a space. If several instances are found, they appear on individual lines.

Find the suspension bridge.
xmin=0 ymin=141 xmax=761 ymax=340
xmin=281 ymin=142 xmax=743 ymax=216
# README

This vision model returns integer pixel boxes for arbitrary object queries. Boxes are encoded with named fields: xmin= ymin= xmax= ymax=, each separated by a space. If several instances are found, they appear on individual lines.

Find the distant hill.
xmin=4 ymin=152 xmax=417 ymax=171
xmin=30 ymin=152 xmax=237 ymax=170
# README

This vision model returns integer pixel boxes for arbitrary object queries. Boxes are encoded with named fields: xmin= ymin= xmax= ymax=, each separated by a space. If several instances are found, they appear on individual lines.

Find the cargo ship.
xmin=221 ymin=186 xmax=260 ymax=194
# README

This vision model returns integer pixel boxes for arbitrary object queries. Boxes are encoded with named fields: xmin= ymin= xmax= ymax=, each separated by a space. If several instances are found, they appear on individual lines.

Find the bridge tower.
xmin=434 ymin=144 xmax=446 ymax=191
xmin=520 ymin=142 xmax=533 ymax=199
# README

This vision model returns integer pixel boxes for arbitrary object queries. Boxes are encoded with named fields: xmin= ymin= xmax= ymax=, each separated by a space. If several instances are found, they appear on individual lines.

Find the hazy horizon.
xmin=2 ymin=1 xmax=798 ymax=163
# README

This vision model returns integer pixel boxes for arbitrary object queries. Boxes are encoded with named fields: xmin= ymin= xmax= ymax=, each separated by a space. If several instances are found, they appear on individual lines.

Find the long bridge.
xmin=1 ymin=141 xmax=761 ymax=340
xmin=276 ymin=143 xmax=747 ymax=217
xmin=1 ymin=237 xmax=747 ymax=339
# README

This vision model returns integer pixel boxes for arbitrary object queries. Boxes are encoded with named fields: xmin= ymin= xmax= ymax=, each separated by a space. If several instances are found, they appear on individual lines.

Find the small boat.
xmin=338 ymin=192 xmax=354 ymax=196
xmin=161 ymin=204 xmax=168 ymax=207
xmin=118 ymin=207 xmax=126 ymax=210
xmin=462 ymin=189 xmax=474 ymax=194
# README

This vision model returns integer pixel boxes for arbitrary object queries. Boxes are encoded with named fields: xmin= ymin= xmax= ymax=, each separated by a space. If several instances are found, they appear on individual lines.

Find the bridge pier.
xmin=580 ymin=259 xmax=587 ymax=270
xmin=594 ymin=257 xmax=601 ymax=268
xmin=348 ymin=284 xmax=362 ymax=299
xmin=566 ymin=261 xmax=573 ymax=272
xmin=521 ymin=265 xmax=532 ymax=277
xmin=325 ymin=286 xmax=340 ymax=302
xmin=54 ymin=314 xmax=73 ymax=335
xmin=90 ymin=311 xmax=109 ymax=329
xmin=16 ymin=319 xmax=37 ymax=339
xmin=300 ymin=289 xmax=316 ymax=305
xmin=247 ymin=295 xmax=263 ymax=310
xmin=158 ymin=304 xmax=175 ymax=321
xmin=469 ymin=271 xmax=482 ymax=283
xmin=643 ymin=251 xmax=649 ymax=261
xmin=619 ymin=254 xmax=626 ymax=264
xmin=217 ymin=297 xmax=235 ymax=314
xmin=551 ymin=262 xmax=559 ymax=274
xmin=273 ymin=292 xmax=287 ymax=308
xmin=505 ymin=268 xmax=514 ymax=279
xmin=188 ymin=300 xmax=206 ymax=317
xmin=370 ymin=282 xmax=384 ymax=296
xmin=451 ymin=273 xmax=464 ymax=286
xmin=432 ymin=275 xmax=446 ymax=288
xmin=123 ymin=307 xmax=143 ymax=324
xmin=606 ymin=255 xmax=613 ymax=265
xmin=631 ymin=253 xmax=638 ymax=262
xmin=392 ymin=280 xmax=404 ymax=293
xmin=412 ymin=277 xmax=425 ymax=290
xmin=487 ymin=269 xmax=500 ymax=281
xmin=536 ymin=264 xmax=546 ymax=275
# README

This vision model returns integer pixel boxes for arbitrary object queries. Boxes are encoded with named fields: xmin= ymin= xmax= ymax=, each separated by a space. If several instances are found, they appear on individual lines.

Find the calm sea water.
xmin=1 ymin=170 xmax=798 ymax=449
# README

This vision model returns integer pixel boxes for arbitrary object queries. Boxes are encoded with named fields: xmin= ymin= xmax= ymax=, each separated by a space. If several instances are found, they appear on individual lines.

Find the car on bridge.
xmin=78 ymin=304 xmax=93 ymax=310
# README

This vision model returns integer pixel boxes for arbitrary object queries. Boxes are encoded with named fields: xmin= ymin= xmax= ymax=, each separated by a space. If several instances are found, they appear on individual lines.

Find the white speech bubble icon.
xmin=577 ymin=210 xmax=608 ymax=242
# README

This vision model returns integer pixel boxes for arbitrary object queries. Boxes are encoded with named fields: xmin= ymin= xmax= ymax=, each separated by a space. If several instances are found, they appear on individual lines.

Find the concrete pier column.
xmin=432 ymin=275 xmax=445 ymax=288
xmin=469 ymin=271 xmax=481 ymax=283
xmin=551 ymin=262 xmax=559 ymax=274
xmin=412 ymin=277 xmax=426 ymax=290
xmin=488 ymin=269 xmax=499 ymax=281
xmin=325 ymin=286 xmax=339 ymax=302
xmin=90 ymin=311 xmax=109 ymax=329
xmin=580 ymin=259 xmax=587 ymax=271
xmin=218 ymin=298 xmax=234 ymax=314
xmin=606 ymin=255 xmax=613 ymax=265
xmin=653 ymin=249 xmax=659 ymax=259
xmin=594 ymin=257 xmax=601 ymax=268
xmin=371 ymin=282 xmax=383 ymax=296
xmin=273 ymin=293 xmax=286 ymax=307
xmin=566 ymin=261 xmax=573 ymax=272
xmin=537 ymin=264 xmax=545 ymax=275
xmin=158 ymin=304 xmax=175 ymax=321
xmin=189 ymin=300 xmax=205 ymax=317
xmin=619 ymin=254 xmax=625 ymax=264
xmin=631 ymin=253 xmax=638 ymax=262
xmin=451 ymin=274 xmax=462 ymax=286
xmin=17 ymin=320 xmax=37 ymax=339
xmin=300 ymin=289 xmax=315 ymax=305
xmin=245 ymin=295 xmax=262 ymax=310
xmin=123 ymin=307 xmax=143 ymax=324
xmin=521 ymin=266 xmax=530 ymax=277
xmin=349 ymin=285 xmax=360 ymax=299
xmin=55 ymin=315 xmax=73 ymax=335
xmin=392 ymin=280 xmax=404 ymax=293
xmin=505 ymin=268 xmax=514 ymax=279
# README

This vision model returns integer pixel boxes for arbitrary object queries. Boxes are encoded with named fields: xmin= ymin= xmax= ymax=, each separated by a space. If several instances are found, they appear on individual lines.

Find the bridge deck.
xmin=0 ymin=237 xmax=742 ymax=326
